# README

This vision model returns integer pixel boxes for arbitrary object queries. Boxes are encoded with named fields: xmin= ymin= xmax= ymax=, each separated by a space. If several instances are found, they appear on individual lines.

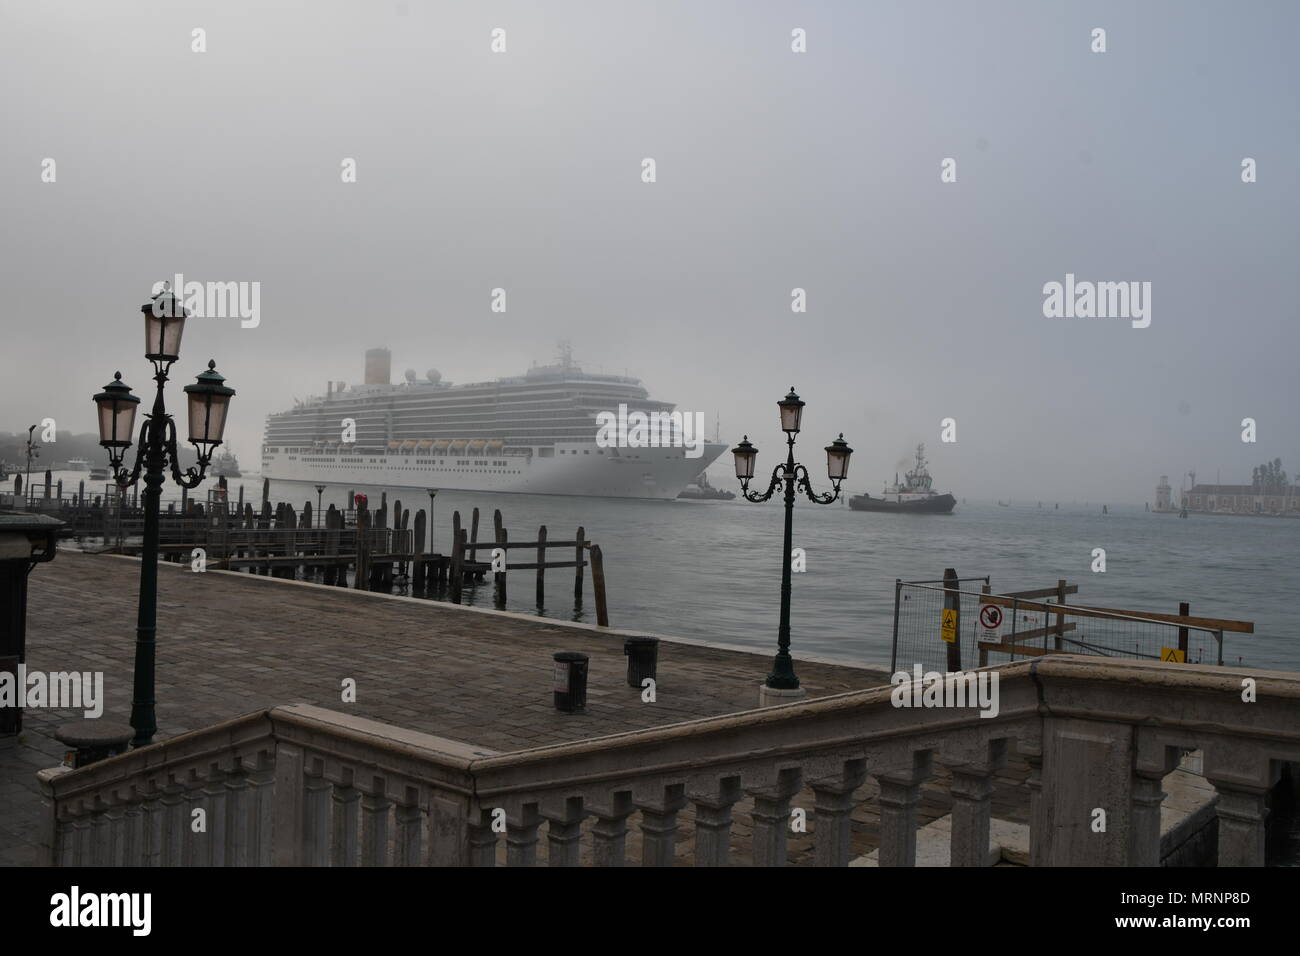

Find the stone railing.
xmin=38 ymin=656 xmax=1300 ymax=866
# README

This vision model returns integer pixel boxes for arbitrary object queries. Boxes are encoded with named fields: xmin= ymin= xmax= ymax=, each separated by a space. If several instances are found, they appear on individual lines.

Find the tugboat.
xmin=677 ymin=471 xmax=735 ymax=500
xmin=212 ymin=448 xmax=242 ymax=479
xmin=849 ymin=444 xmax=956 ymax=514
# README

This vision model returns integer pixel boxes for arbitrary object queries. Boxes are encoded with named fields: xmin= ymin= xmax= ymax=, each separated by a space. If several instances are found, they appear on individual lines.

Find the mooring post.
xmin=943 ymin=567 xmax=961 ymax=671
xmin=979 ymin=582 xmax=992 ymax=668
xmin=1055 ymin=578 xmax=1067 ymax=650
xmin=450 ymin=527 xmax=465 ymax=604
xmin=413 ymin=509 xmax=427 ymax=588
xmin=590 ymin=544 xmax=609 ymax=627
xmin=536 ymin=524 xmax=547 ymax=609
xmin=1178 ymin=601 xmax=1190 ymax=657
xmin=469 ymin=507 xmax=480 ymax=562
xmin=574 ymin=526 xmax=585 ymax=605
xmin=497 ymin=526 xmax=508 ymax=605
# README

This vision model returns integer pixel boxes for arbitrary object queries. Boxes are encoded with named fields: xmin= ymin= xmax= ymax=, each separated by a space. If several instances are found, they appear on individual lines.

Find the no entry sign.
xmin=978 ymin=603 xmax=1002 ymax=643
xmin=979 ymin=604 xmax=1003 ymax=629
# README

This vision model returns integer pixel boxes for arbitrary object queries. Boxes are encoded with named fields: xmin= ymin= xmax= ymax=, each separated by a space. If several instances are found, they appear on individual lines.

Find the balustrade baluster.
xmin=588 ymin=792 xmax=633 ymax=867
xmin=635 ymin=783 xmax=686 ymax=867
xmin=812 ymin=759 xmax=868 ymax=867
xmin=876 ymin=752 xmax=931 ymax=867
xmin=689 ymin=776 xmax=742 ymax=867
xmin=331 ymin=769 xmax=361 ymax=866
xmin=542 ymin=796 xmax=585 ymax=866
xmin=747 ymin=768 xmax=802 ymax=867
xmin=360 ymin=776 xmax=391 ymax=867
xmin=505 ymin=803 xmax=542 ymax=867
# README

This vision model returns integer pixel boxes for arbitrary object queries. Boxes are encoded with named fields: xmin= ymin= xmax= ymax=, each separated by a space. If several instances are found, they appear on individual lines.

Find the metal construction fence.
xmin=891 ymin=578 xmax=1237 ymax=676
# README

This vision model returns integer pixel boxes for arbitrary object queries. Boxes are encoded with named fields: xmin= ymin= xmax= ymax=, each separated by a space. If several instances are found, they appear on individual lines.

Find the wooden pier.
xmin=11 ymin=481 xmax=611 ymax=626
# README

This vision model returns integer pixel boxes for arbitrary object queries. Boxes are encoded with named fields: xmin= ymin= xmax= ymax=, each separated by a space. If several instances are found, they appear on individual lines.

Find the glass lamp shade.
xmin=92 ymin=372 xmax=140 ymax=449
xmin=825 ymin=433 xmax=853 ymax=481
xmin=778 ymin=387 xmax=805 ymax=433
xmin=182 ymin=360 xmax=236 ymax=450
xmin=142 ymin=289 xmax=188 ymax=361
xmin=731 ymin=435 xmax=757 ymax=480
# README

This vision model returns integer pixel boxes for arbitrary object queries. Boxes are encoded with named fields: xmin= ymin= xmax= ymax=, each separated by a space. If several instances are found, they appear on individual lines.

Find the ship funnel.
xmin=365 ymin=348 xmax=391 ymax=385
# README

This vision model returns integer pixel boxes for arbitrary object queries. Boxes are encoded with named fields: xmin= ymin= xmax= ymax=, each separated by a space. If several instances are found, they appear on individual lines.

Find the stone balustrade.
xmin=37 ymin=656 xmax=1300 ymax=866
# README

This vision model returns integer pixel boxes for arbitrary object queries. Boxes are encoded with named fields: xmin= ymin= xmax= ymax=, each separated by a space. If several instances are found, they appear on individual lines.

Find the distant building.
xmin=1181 ymin=483 xmax=1299 ymax=515
xmin=1155 ymin=476 xmax=1172 ymax=512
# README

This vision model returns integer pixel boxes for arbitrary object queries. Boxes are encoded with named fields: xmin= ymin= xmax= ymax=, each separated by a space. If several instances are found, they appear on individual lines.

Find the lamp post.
xmin=732 ymin=388 xmax=852 ymax=703
xmin=315 ymin=484 xmax=326 ymax=526
xmin=24 ymin=425 xmax=39 ymax=503
xmin=93 ymin=288 xmax=235 ymax=748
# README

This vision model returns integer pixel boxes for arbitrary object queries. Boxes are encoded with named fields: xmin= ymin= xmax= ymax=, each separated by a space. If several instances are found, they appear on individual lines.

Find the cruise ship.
xmin=261 ymin=347 xmax=727 ymax=499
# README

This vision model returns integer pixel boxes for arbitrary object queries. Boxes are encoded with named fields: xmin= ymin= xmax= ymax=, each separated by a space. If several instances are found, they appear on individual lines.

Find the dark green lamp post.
xmin=92 ymin=288 xmax=235 ymax=748
xmin=732 ymin=388 xmax=852 ymax=697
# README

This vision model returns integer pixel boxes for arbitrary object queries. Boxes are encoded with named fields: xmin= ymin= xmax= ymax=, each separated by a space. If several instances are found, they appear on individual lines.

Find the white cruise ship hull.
xmin=262 ymin=442 xmax=730 ymax=500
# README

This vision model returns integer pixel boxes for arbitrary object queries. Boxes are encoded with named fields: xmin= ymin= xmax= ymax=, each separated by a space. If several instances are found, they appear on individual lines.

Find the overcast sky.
xmin=3 ymin=0 xmax=1297 ymax=502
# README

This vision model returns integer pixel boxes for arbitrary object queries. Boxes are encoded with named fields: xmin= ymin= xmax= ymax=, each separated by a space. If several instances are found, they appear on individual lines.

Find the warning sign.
xmin=977 ymin=603 xmax=1003 ymax=644
xmin=940 ymin=608 xmax=958 ymax=644
xmin=1160 ymin=647 xmax=1186 ymax=663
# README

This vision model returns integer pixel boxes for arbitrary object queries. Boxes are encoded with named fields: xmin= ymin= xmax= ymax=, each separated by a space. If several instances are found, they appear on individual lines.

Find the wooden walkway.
xmin=0 ymin=551 xmax=1032 ymax=866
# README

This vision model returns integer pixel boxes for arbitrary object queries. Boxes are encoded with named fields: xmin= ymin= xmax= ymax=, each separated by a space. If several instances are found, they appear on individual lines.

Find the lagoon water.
xmin=43 ymin=470 xmax=1295 ymax=672
xmin=232 ymin=479 xmax=1294 ymax=674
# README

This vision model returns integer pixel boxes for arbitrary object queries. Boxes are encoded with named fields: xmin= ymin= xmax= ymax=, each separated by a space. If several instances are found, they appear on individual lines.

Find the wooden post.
xmin=1054 ymin=579 xmax=1067 ymax=651
xmin=261 ymin=477 xmax=270 ymax=506
xmin=413 ymin=510 xmax=427 ymax=588
xmin=1178 ymin=601 xmax=1190 ymax=657
xmin=450 ymin=528 xmax=465 ymax=604
xmin=536 ymin=524 xmax=547 ymax=609
xmin=943 ymin=568 xmax=961 ymax=672
xmin=355 ymin=508 xmax=369 ymax=589
xmin=497 ymin=528 xmax=508 ymax=604
xmin=469 ymin=507 xmax=480 ymax=562
xmin=979 ymin=583 xmax=992 ymax=668
xmin=574 ymin=526 xmax=585 ymax=605
xmin=589 ymin=544 xmax=609 ymax=627
xmin=237 ymin=483 xmax=245 ymax=513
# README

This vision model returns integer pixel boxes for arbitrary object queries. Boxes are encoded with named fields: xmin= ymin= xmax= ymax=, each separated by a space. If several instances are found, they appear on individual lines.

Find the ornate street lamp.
xmin=92 ymin=287 xmax=235 ymax=748
xmin=315 ymin=484 xmax=326 ymax=526
xmin=23 ymin=424 xmax=40 ymax=501
xmin=732 ymin=388 xmax=852 ymax=701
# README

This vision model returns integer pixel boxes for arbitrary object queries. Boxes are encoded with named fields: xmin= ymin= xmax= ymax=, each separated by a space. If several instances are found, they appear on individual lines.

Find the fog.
xmin=3 ymin=0 xmax=1296 ymax=503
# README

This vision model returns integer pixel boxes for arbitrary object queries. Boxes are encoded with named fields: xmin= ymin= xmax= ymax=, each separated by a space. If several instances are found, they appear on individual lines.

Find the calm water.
xmin=42 ymin=470 xmax=1297 ymax=672
xmin=218 ymin=478 xmax=1297 ymax=673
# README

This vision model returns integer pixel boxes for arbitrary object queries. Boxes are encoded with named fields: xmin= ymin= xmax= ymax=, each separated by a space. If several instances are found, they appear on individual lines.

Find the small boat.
xmin=849 ymin=445 xmax=955 ymax=514
xmin=677 ymin=471 xmax=735 ymax=500
xmin=997 ymin=499 xmax=1011 ymax=508
xmin=67 ymin=458 xmax=91 ymax=472
xmin=89 ymin=466 xmax=109 ymax=481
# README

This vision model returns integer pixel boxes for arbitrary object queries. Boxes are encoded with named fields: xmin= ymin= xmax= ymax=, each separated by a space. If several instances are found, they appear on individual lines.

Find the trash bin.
xmin=624 ymin=637 xmax=659 ymax=688
xmin=552 ymin=651 xmax=589 ymax=713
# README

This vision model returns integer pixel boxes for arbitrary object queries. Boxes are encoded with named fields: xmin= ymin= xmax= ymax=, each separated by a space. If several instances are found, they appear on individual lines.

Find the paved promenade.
xmin=1 ymin=551 xmax=1031 ymax=866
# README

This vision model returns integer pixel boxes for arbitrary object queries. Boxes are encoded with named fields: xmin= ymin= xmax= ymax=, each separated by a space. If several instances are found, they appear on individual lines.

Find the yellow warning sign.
xmin=941 ymin=608 xmax=958 ymax=644
xmin=1160 ymin=647 xmax=1186 ymax=663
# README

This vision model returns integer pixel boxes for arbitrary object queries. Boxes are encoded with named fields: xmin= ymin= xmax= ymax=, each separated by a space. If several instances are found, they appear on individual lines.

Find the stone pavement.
xmin=2 ymin=550 xmax=1033 ymax=866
